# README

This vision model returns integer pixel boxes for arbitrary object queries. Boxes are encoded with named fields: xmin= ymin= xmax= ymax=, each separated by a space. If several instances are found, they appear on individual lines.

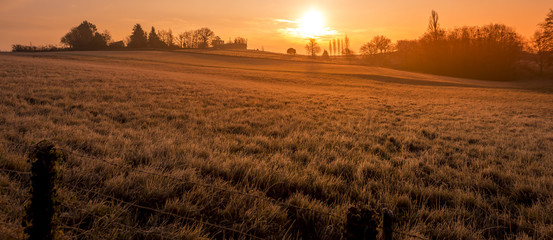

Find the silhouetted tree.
xmin=176 ymin=32 xmax=186 ymax=48
xmin=534 ymin=9 xmax=553 ymax=74
xmin=342 ymin=35 xmax=354 ymax=56
xmin=158 ymin=29 xmax=174 ymax=48
xmin=287 ymin=48 xmax=296 ymax=55
xmin=360 ymin=42 xmax=378 ymax=55
xmin=234 ymin=37 xmax=247 ymax=44
xmin=101 ymin=30 xmax=112 ymax=45
xmin=127 ymin=24 xmax=147 ymax=48
xmin=370 ymin=35 xmax=392 ymax=53
xmin=61 ymin=21 xmax=108 ymax=50
xmin=148 ymin=27 xmax=165 ymax=48
xmin=332 ymin=39 xmax=337 ymax=56
xmin=397 ymin=23 xmax=523 ymax=80
xmin=305 ymin=38 xmax=321 ymax=56
xmin=542 ymin=9 xmax=553 ymax=45
xmin=182 ymin=31 xmax=195 ymax=48
xmin=428 ymin=10 xmax=445 ymax=41
xmin=195 ymin=27 xmax=214 ymax=48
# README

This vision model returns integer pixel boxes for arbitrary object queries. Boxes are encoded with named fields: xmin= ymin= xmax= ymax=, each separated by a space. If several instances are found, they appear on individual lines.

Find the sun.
xmin=281 ymin=9 xmax=338 ymax=39
xmin=297 ymin=10 xmax=326 ymax=38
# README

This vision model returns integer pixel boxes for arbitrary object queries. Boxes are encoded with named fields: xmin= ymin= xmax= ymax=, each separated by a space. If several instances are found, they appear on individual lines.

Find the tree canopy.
xmin=287 ymin=48 xmax=296 ymax=55
xmin=61 ymin=21 xmax=109 ymax=50
xmin=195 ymin=28 xmax=215 ymax=48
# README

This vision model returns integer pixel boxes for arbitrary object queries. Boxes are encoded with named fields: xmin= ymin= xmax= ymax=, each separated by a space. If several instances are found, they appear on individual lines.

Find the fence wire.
xmin=1 ymin=142 xmax=430 ymax=240
xmin=61 ymin=182 xmax=264 ymax=240
xmin=64 ymin=147 xmax=343 ymax=220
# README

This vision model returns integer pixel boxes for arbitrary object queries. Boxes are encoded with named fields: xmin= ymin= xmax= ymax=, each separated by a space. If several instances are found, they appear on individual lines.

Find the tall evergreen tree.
xmin=148 ymin=27 xmax=164 ymax=48
xmin=127 ymin=24 xmax=147 ymax=48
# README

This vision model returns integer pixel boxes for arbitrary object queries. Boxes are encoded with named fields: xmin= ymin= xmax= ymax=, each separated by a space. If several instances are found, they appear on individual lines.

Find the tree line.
xmin=302 ymin=35 xmax=355 ymax=57
xmin=362 ymin=9 xmax=553 ymax=79
xmin=302 ymin=9 xmax=553 ymax=80
xmin=393 ymin=10 xmax=525 ymax=80
xmin=13 ymin=21 xmax=246 ymax=51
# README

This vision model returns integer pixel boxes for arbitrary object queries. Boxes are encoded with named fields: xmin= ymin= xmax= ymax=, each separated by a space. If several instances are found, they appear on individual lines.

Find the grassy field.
xmin=1 ymin=50 xmax=553 ymax=239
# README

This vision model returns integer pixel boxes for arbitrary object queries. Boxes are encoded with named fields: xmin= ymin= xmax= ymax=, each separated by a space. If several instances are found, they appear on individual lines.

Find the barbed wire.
xmin=390 ymin=229 xmax=428 ymax=240
xmin=60 ymin=181 xmax=265 ymax=240
xmin=63 ymin=147 xmax=343 ymax=220
xmin=0 ymin=167 xmax=262 ymax=240
xmin=1 ymin=143 xmax=430 ymax=240
xmin=58 ymin=201 xmax=197 ymax=239
xmin=0 ymin=168 xmax=31 ymax=175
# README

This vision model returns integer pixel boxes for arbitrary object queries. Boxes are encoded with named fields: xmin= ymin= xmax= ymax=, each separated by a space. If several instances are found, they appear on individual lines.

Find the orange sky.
xmin=1 ymin=0 xmax=551 ymax=53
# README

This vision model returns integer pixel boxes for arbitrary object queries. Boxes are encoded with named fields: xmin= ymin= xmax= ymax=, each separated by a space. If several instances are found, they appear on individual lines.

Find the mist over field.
xmin=1 ymin=50 xmax=552 ymax=239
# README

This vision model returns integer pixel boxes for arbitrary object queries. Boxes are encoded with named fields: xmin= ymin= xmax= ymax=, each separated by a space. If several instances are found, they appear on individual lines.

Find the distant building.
xmin=109 ymin=41 xmax=125 ymax=49
xmin=212 ymin=37 xmax=247 ymax=50
xmin=211 ymin=39 xmax=224 ymax=47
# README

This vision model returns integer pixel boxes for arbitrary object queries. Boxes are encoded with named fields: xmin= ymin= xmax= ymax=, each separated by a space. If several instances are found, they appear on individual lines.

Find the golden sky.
xmin=1 ymin=0 xmax=551 ymax=53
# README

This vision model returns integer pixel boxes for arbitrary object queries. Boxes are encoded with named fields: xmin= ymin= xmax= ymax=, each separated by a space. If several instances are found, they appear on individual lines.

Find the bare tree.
xmin=234 ymin=37 xmax=247 ymax=44
xmin=195 ymin=27 xmax=214 ymax=48
xmin=360 ymin=42 xmax=378 ymax=55
xmin=305 ymin=38 xmax=321 ymax=56
xmin=533 ymin=30 xmax=547 ymax=74
xmin=211 ymin=36 xmax=223 ymax=48
xmin=176 ymin=32 xmax=186 ymax=48
xmin=343 ymin=35 xmax=353 ymax=56
xmin=158 ymin=29 xmax=174 ymax=48
xmin=361 ymin=35 xmax=392 ymax=54
xmin=428 ymin=10 xmax=445 ymax=41
xmin=534 ymin=9 xmax=553 ymax=74
xmin=101 ymin=30 xmax=112 ymax=44
xmin=182 ymin=31 xmax=194 ymax=48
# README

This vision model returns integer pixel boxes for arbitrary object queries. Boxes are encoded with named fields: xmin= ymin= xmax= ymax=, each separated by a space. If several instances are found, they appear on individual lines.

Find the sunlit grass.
xmin=1 ymin=50 xmax=552 ymax=239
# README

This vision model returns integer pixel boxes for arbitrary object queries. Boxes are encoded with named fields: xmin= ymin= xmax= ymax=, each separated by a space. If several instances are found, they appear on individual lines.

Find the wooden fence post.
xmin=382 ymin=208 xmax=394 ymax=240
xmin=345 ymin=206 xmax=378 ymax=240
xmin=23 ymin=141 xmax=65 ymax=240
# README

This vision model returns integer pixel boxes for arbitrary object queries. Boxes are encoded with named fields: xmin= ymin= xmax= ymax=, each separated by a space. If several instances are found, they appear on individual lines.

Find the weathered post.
xmin=382 ymin=208 xmax=394 ymax=240
xmin=345 ymin=206 xmax=378 ymax=240
xmin=23 ymin=141 xmax=65 ymax=240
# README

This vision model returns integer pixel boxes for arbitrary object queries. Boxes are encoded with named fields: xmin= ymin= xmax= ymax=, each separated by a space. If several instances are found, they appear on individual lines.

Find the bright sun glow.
xmin=281 ymin=9 xmax=338 ymax=39
xmin=298 ymin=10 xmax=326 ymax=38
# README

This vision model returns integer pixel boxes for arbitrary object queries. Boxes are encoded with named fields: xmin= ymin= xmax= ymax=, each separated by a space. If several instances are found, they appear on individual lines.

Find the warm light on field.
xmin=280 ymin=9 xmax=338 ymax=39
